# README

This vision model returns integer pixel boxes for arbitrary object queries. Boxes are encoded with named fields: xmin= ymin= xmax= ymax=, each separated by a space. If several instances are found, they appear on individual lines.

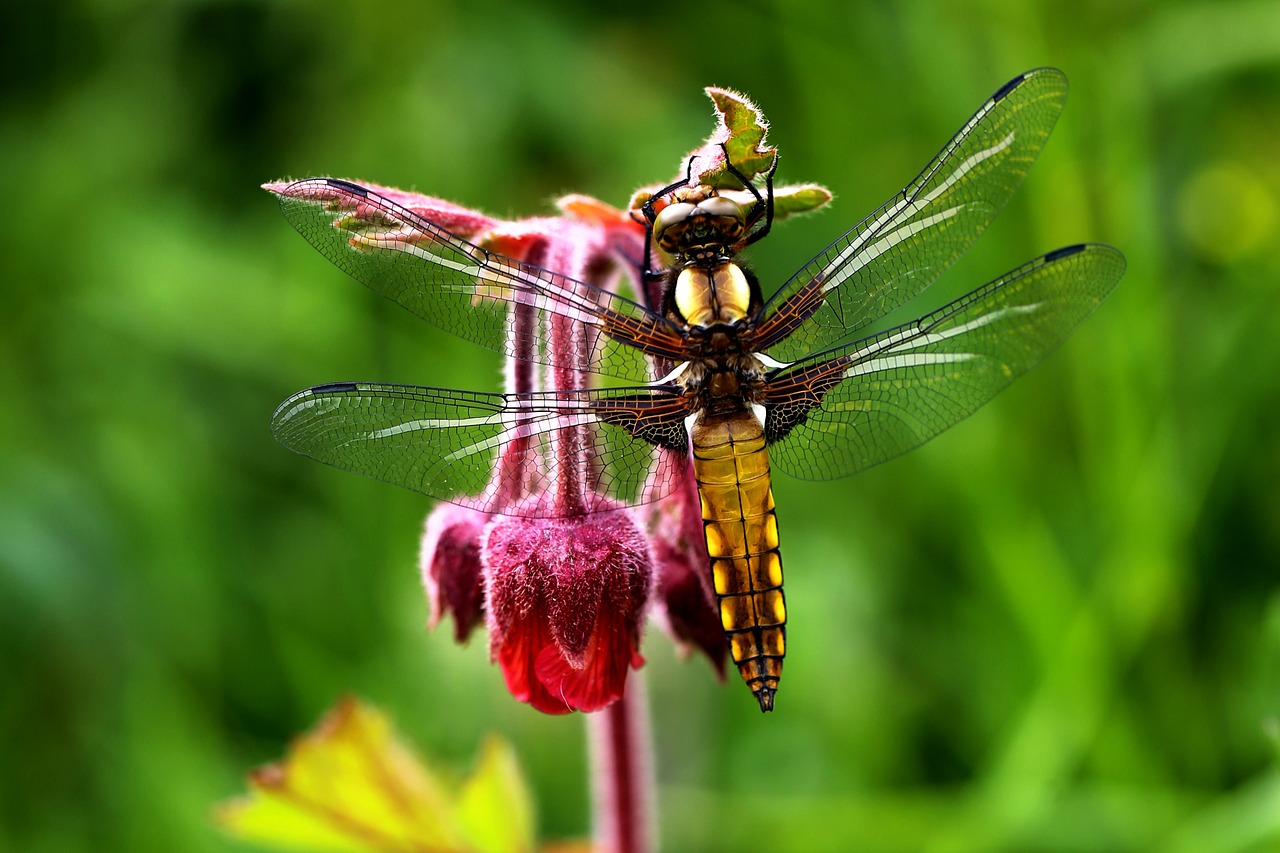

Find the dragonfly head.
xmin=653 ymin=189 xmax=749 ymax=264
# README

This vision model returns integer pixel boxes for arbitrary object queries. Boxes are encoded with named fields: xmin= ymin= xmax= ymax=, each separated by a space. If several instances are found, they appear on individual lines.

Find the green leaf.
xmin=772 ymin=183 xmax=833 ymax=217
xmin=703 ymin=86 xmax=775 ymax=186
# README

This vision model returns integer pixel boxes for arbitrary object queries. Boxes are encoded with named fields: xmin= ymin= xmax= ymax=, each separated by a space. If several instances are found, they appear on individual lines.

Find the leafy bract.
xmin=628 ymin=87 xmax=831 ymax=220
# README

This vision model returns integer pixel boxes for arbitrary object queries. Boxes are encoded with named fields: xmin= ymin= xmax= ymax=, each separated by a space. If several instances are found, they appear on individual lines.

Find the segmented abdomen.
xmin=690 ymin=409 xmax=786 ymax=711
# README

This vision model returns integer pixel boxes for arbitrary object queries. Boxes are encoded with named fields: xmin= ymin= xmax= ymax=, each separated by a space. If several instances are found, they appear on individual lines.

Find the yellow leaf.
xmin=456 ymin=739 xmax=535 ymax=853
xmin=217 ymin=698 xmax=535 ymax=853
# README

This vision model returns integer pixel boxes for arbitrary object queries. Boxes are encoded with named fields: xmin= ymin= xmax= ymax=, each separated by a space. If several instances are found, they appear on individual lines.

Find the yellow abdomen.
xmin=690 ymin=409 xmax=786 ymax=711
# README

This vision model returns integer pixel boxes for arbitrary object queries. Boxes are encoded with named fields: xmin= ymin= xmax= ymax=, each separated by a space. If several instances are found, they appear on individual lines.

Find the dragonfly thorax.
xmin=672 ymin=353 xmax=768 ymax=415
xmin=671 ymin=261 xmax=753 ymax=327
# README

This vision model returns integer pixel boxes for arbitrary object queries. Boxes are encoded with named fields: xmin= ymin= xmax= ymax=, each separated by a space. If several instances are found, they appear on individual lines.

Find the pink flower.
xmin=420 ymin=503 xmax=489 ymax=643
xmin=404 ymin=199 xmax=656 ymax=714
xmin=483 ymin=509 xmax=651 ymax=714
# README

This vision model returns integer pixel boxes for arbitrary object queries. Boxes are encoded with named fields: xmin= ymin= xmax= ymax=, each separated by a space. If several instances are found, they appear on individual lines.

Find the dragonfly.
xmin=270 ymin=67 xmax=1125 ymax=712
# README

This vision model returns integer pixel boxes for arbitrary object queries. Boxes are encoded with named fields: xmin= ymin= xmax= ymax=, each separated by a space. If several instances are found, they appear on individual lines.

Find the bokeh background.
xmin=4 ymin=1 xmax=1280 ymax=850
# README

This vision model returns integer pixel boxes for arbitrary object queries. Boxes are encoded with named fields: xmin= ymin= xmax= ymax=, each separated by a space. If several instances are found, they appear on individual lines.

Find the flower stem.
xmin=588 ymin=672 xmax=654 ymax=853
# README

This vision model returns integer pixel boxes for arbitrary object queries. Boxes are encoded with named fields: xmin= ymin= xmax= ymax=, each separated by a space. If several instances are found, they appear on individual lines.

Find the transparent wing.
xmin=273 ymin=179 xmax=691 ymax=382
xmin=271 ymin=381 xmax=693 ymax=518
xmin=762 ymin=244 xmax=1125 ymax=480
xmin=754 ymin=68 xmax=1070 ymax=361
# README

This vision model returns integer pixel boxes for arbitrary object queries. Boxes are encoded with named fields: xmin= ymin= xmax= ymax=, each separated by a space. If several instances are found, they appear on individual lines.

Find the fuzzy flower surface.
xmin=484 ymin=508 xmax=651 ymax=714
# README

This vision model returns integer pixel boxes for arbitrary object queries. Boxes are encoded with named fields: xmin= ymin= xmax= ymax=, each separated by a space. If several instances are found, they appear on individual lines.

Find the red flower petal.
xmin=482 ymin=512 xmax=651 ymax=714
xmin=497 ymin=608 xmax=574 ymax=715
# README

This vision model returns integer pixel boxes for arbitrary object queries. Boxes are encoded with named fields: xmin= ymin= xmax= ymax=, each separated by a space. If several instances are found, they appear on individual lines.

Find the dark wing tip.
xmin=992 ymin=72 xmax=1029 ymax=102
xmin=311 ymin=381 xmax=361 ymax=395
xmin=1041 ymin=243 xmax=1127 ymax=278
xmin=270 ymin=383 xmax=360 ymax=436
xmin=1044 ymin=243 xmax=1087 ymax=262
xmin=992 ymin=67 xmax=1069 ymax=103
xmin=324 ymin=178 xmax=369 ymax=197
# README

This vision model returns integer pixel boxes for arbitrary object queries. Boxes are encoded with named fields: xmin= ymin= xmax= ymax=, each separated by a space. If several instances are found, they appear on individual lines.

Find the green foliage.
xmin=4 ymin=1 xmax=1280 ymax=851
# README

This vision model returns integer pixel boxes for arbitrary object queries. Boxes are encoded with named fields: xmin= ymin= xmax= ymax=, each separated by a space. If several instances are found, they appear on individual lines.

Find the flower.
xmin=397 ymin=196 xmax=657 ymax=714
xmin=420 ymin=503 xmax=489 ymax=643
xmin=483 ymin=509 xmax=651 ymax=714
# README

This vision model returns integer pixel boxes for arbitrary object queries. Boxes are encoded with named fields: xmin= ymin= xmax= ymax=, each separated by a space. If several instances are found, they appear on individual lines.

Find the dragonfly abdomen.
xmin=690 ymin=409 xmax=786 ymax=712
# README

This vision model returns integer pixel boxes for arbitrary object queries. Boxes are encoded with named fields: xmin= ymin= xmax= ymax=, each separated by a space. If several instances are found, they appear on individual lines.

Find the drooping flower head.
xmin=484 ymin=507 xmax=651 ymax=714
xmin=417 ymin=211 xmax=656 ymax=713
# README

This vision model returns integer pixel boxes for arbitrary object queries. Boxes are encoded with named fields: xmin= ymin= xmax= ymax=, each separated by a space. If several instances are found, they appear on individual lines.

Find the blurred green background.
xmin=4 ymin=1 xmax=1280 ymax=850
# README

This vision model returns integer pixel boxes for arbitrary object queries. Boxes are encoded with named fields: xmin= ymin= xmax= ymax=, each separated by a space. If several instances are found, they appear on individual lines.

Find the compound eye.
xmin=698 ymin=195 xmax=746 ymax=222
xmin=653 ymin=202 xmax=696 ymax=238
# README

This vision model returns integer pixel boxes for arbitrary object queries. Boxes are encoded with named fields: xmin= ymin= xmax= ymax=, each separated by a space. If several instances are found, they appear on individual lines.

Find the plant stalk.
xmin=588 ymin=672 xmax=654 ymax=853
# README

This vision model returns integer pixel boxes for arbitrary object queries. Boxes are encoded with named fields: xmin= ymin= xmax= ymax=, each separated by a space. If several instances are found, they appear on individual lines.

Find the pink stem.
xmin=551 ymin=308 xmax=586 ymax=516
xmin=489 ymin=237 xmax=548 ymax=511
xmin=489 ymin=298 xmax=538 ymax=511
xmin=588 ymin=673 xmax=654 ymax=853
xmin=546 ymin=235 xmax=654 ymax=848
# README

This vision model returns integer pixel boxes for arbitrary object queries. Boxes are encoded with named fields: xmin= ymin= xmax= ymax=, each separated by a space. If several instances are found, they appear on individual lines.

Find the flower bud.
xmin=482 ymin=509 xmax=651 ymax=714
xmin=420 ymin=503 xmax=490 ymax=643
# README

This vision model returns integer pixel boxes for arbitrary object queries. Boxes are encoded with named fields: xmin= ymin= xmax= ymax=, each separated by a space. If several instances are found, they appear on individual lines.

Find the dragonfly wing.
xmin=755 ymin=68 xmax=1070 ymax=360
xmin=273 ymin=179 xmax=691 ymax=382
xmin=762 ymin=244 xmax=1125 ymax=480
xmin=271 ymin=382 xmax=693 ymax=517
